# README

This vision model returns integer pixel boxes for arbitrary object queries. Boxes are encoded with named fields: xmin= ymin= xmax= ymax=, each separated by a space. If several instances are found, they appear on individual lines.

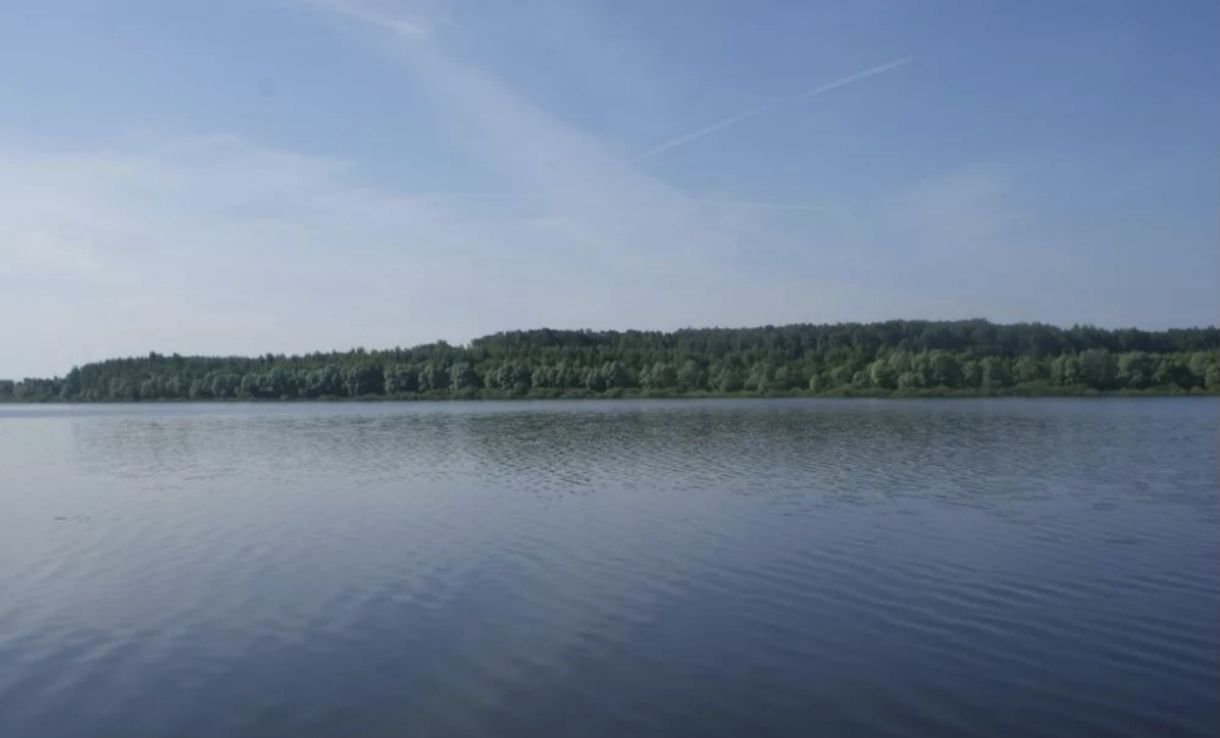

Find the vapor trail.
xmin=633 ymin=57 xmax=913 ymax=163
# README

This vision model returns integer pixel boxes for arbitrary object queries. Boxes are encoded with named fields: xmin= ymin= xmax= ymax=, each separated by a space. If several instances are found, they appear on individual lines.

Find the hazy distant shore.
xmin=4 ymin=320 xmax=1217 ymax=402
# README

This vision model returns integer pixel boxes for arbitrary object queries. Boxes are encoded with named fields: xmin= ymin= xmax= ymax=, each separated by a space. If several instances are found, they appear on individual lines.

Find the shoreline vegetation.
xmin=3 ymin=320 xmax=1217 ymax=402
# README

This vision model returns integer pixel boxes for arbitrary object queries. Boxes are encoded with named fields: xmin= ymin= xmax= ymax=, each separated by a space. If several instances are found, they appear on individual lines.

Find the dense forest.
xmin=3 ymin=320 xmax=1218 ymax=402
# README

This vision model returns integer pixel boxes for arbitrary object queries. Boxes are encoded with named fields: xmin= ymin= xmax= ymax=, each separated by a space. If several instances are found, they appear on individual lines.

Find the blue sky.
xmin=1 ymin=0 xmax=1216 ymax=377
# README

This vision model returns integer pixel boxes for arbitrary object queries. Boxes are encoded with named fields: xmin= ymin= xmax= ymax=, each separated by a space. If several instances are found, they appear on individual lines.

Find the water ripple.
xmin=0 ymin=398 xmax=1216 ymax=737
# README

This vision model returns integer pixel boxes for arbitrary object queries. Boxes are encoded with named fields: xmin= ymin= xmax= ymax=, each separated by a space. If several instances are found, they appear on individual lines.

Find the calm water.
xmin=1 ymin=399 xmax=1216 ymax=737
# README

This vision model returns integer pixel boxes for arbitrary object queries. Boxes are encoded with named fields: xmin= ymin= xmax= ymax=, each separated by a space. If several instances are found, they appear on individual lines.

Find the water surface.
xmin=1 ymin=399 xmax=1216 ymax=737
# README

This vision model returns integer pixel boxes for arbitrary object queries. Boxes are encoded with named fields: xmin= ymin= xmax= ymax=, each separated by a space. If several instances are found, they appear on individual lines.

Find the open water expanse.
xmin=0 ymin=399 xmax=1216 ymax=737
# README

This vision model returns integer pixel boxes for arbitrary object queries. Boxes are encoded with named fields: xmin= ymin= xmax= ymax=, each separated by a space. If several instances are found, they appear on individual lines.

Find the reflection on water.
xmin=1 ymin=399 xmax=1217 ymax=737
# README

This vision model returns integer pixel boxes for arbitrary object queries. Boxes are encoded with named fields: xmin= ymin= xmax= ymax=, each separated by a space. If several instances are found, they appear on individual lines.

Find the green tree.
xmin=211 ymin=373 xmax=239 ymax=398
xmin=1077 ymin=349 xmax=1117 ymax=389
xmin=980 ymin=357 xmax=1012 ymax=390
xmin=897 ymin=371 xmax=922 ymax=391
xmin=745 ymin=362 xmax=774 ymax=392
xmin=10 ymin=319 xmax=1218 ymax=402
xmin=583 ymin=367 xmax=607 ymax=392
xmin=830 ymin=365 xmax=855 ymax=387
xmin=1012 ymin=356 xmax=1045 ymax=383
xmin=600 ymin=361 xmax=631 ymax=390
xmin=419 ymin=362 xmax=449 ymax=392
xmin=239 ymin=373 xmax=259 ymax=398
xmin=960 ymin=360 xmax=982 ymax=388
xmin=868 ymin=359 xmax=897 ymax=390
xmin=1187 ymin=352 xmax=1213 ymax=388
xmin=1152 ymin=357 xmax=1192 ymax=389
xmin=450 ymin=362 xmax=480 ymax=391
xmin=930 ymin=352 xmax=962 ymax=387
xmin=496 ymin=361 xmax=532 ymax=392
xmin=676 ymin=360 xmax=706 ymax=391
xmin=1117 ymin=352 xmax=1156 ymax=389
xmin=384 ymin=364 xmax=419 ymax=394
xmin=261 ymin=368 xmax=290 ymax=398
xmin=716 ymin=366 xmax=744 ymax=393
xmin=643 ymin=361 xmax=678 ymax=390
xmin=343 ymin=364 xmax=384 ymax=397
xmin=1050 ymin=355 xmax=1080 ymax=386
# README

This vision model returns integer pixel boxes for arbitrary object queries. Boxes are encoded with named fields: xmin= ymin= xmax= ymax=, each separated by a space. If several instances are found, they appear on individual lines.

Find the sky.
xmin=1 ymin=0 xmax=1216 ymax=378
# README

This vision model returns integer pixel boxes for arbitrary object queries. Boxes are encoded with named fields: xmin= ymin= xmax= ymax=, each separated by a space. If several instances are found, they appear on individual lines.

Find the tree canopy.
xmin=3 ymin=320 xmax=1217 ymax=402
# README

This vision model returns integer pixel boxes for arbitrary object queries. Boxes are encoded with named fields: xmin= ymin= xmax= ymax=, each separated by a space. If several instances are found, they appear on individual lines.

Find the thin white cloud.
xmin=688 ymin=197 xmax=823 ymax=212
xmin=6 ymin=3 xmax=1202 ymax=379
xmin=0 ymin=134 xmax=951 ymax=378
xmin=1 ymin=227 xmax=104 ymax=276
xmin=633 ymin=57 xmax=914 ymax=163
xmin=306 ymin=0 xmax=431 ymax=37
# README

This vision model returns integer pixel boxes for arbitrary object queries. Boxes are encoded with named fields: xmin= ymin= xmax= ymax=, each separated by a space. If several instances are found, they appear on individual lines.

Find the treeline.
xmin=3 ymin=320 xmax=1218 ymax=402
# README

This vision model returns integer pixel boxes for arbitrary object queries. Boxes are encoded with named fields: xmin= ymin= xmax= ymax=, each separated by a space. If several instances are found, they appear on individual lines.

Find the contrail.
xmin=633 ymin=57 xmax=913 ymax=163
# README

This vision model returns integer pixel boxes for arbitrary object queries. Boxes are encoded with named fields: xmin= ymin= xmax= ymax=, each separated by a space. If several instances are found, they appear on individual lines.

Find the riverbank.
xmin=3 ymin=384 xmax=1216 ymax=403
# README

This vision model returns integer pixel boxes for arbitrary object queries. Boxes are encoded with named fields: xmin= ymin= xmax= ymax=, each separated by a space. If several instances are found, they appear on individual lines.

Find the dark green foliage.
xmin=1077 ymin=349 xmax=1118 ymax=390
xmin=930 ymin=352 xmax=962 ymax=387
xmin=718 ymin=366 xmax=745 ymax=393
xmin=676 ymin=360 xmax=706 ymax=392
xmin=449 ymin=362 xmax=480 ymax=391
xmin=830 ymin=365 xmax=856 ymax=388
xmin=980 ymin=357 xmax=1012 ymax=390
xmin=1206 ymin=364 xmax=1220 ymax=391
xmin=384 ymin=364 xmax=419 ymax=395
xmin=343 ymin=364 xmax=384 ymax=397
xmin=642 ymin=362 xmax=678 ymax=390
xmin=3 ymin=320 xmax=1218 ymax=402
xmin=1013 ymin=356 xmax=1045 ymax=383
xmin=868 ymin=359 xmax=897 ymax=390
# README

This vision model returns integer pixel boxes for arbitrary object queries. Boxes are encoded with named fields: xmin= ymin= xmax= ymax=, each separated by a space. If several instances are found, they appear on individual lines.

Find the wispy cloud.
xmin=0 ymin=0 xmax=1213 ymax=380
xmin=687 ymin=197 xmax=823 ymax=212
xmin=306 ymin=0 xmax=431 ymax=37
xmin=0 ymin=8 xmax=928 ymax=377
xmin=633 ymin=57 xmax=914 ymax=163
xmin=1 ymin=134 xmax=939 ymax=378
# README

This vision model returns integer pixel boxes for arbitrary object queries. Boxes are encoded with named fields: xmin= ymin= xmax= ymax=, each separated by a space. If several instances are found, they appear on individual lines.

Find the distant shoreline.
xmin=3 ymin=386 xmax=1216 ymax=404
xmin=4 ymin=320 xmax=1217 ymax=402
